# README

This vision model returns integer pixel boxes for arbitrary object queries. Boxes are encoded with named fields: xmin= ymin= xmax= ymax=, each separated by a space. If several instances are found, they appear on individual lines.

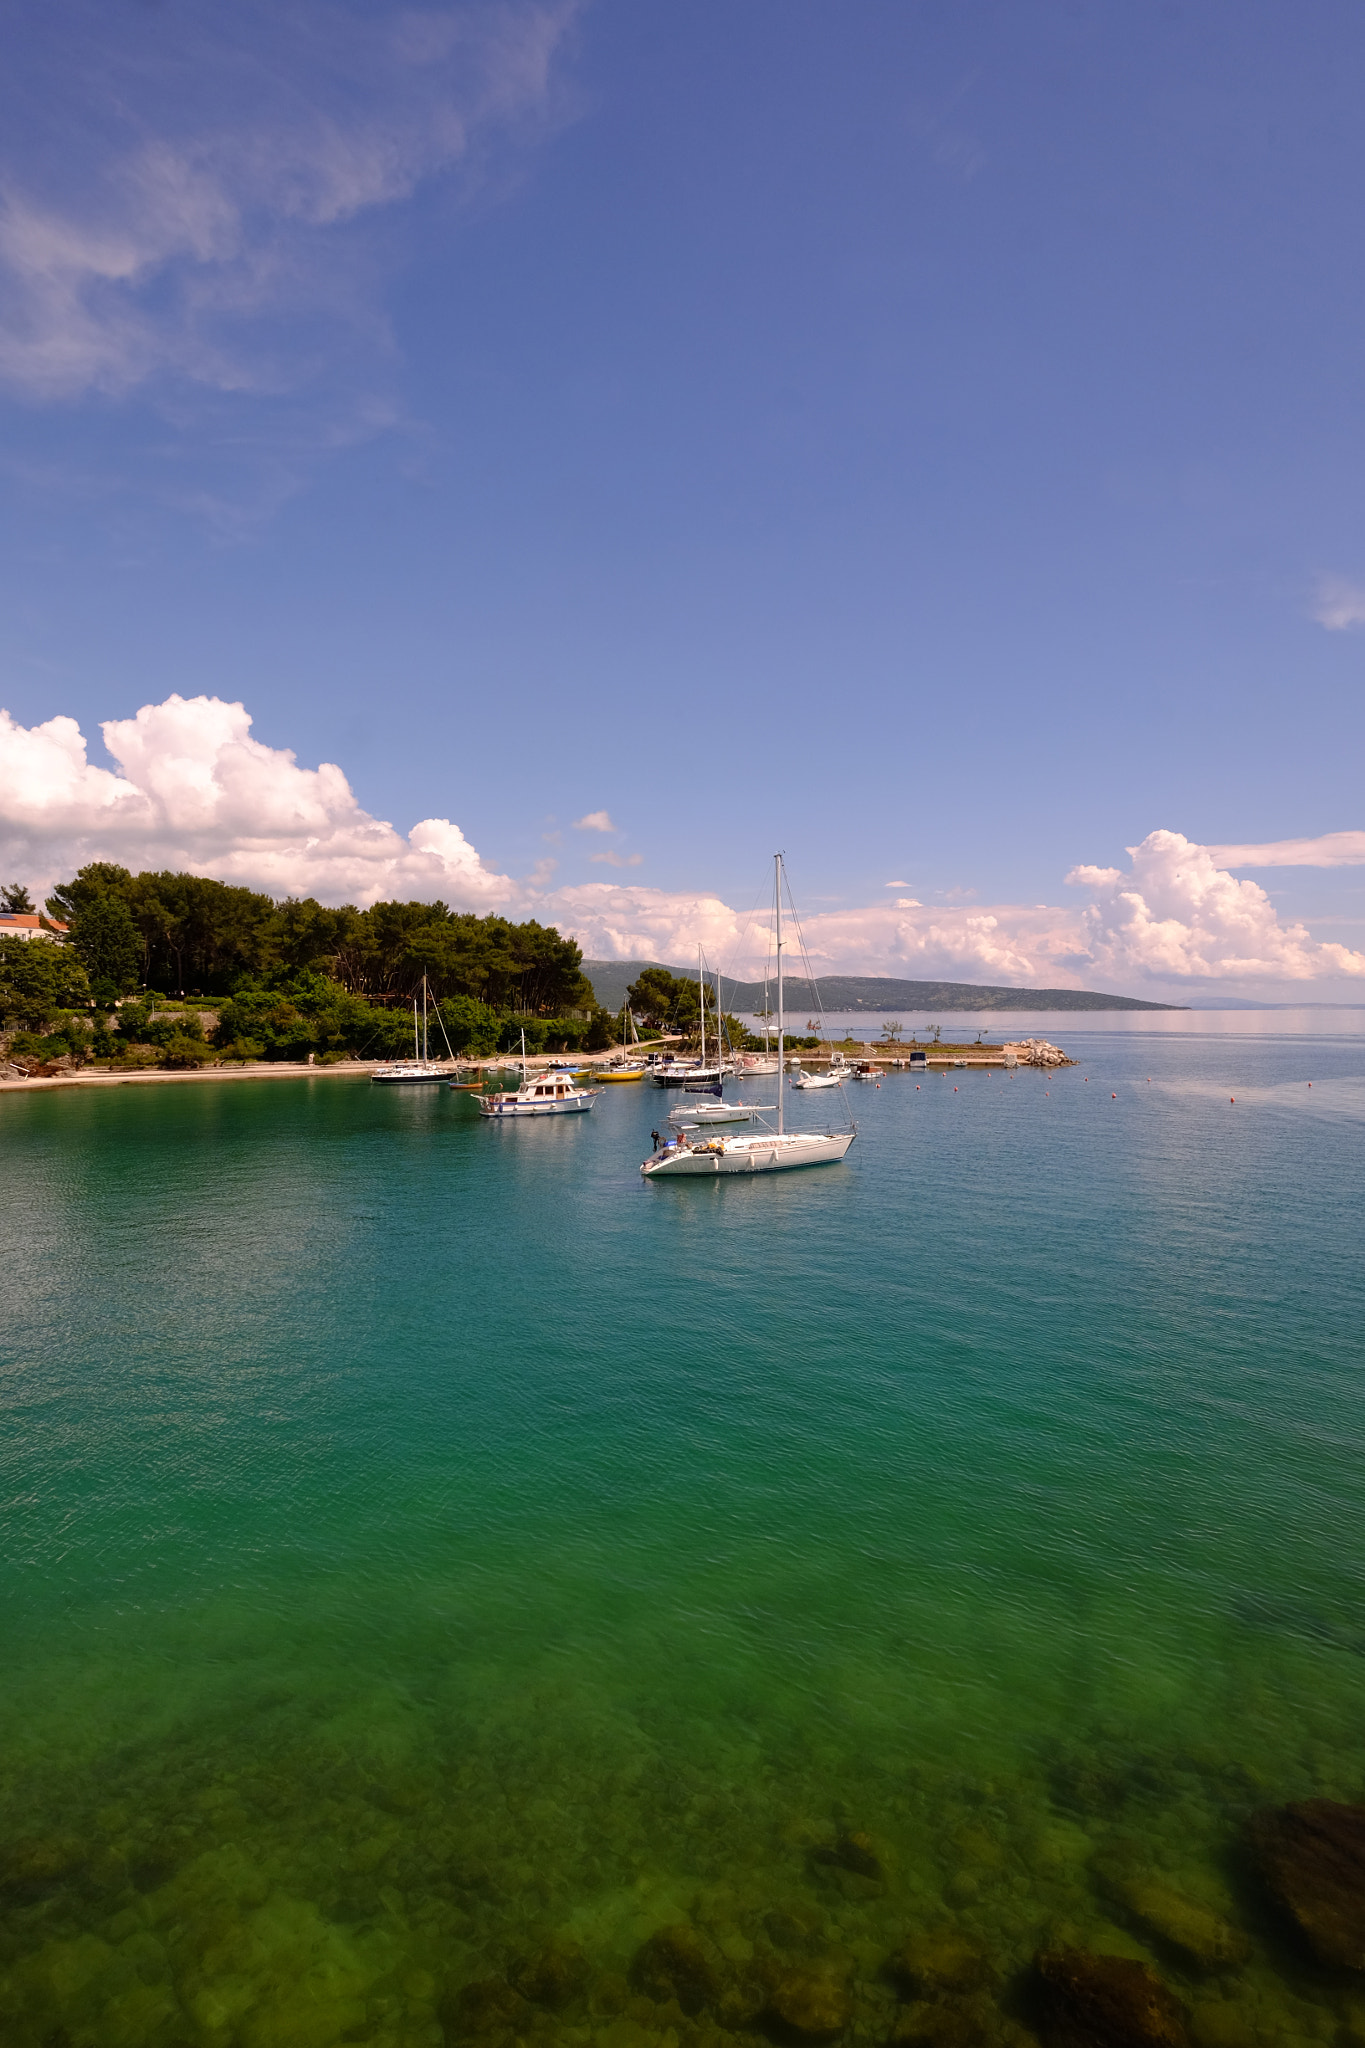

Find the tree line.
xmin=0 ymin=863 xmax=623 ymax=1069
xmin=44 ymin=863 xmax=595 ymax=1011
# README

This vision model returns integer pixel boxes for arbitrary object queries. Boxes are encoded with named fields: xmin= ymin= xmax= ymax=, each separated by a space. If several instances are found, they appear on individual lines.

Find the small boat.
xmin=643 ymin=856 xmax=855 ymax=1180
xmin=478 ymin=1034 xmax=599 ymax=1117
xmin=734 ymin=1053 xmax=780 ymax=1075
xmin=596 ymin=1062 xmax=647 ymax=1083
xmin=372 ymin=977 xmax=449 ymax=1084
xmin=852 ymin=1062 xmax=880 ymax=1081
xmin=792 ymin=1053 xmax=848 ymax=1091
xmin=668 ymin=1100 xmax=775 ymax=1127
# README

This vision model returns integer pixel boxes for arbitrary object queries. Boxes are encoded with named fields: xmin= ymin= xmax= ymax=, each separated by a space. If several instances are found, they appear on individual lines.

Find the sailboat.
xmin=641 ymin=857 xmax=855 ymax=1177
xmin=371 ymin=976 xmax=449 ymax=1084
xmin=735 ymin=980 xmax=781 ymax=1075
xmin=649 ymin=946 xmax=730 ymax=1087
xmin=596 ymin=1002 xmax=648 ymax=1081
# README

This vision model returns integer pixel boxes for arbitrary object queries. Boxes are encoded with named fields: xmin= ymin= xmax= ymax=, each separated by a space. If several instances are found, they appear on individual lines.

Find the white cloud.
xmin=1066 ymin=829 xmax=1365 ymax=982
xmin=0 ymin=694 xmax=514 ymax=910
xmin=573 ymin=810 xmax=617 ymax=833
xmin=1206 ymin=830 xmax=1365 ymax=868
xmin=4 ymin=696 xmax=1364 ymax=993
xmin=883 ymin=879 xmax=909 ymax=887
xmin=589 ymin=850 xmax=643 ymax=867
xmin=0 ymin=2 xmax=579 ymax=403
xmin=1310 ymin=574 xmax=1365 ymax=631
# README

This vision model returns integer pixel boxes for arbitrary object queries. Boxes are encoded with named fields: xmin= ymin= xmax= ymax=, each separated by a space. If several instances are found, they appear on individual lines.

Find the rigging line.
xmin=781 ymin=863 xmax=854 ymax=1114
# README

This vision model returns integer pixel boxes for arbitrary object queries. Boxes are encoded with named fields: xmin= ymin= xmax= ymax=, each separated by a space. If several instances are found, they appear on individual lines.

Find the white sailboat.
xmin=371 ymin=976 xmax=449 ymax=1084
xmin=667 ymin=1099 xmax=775 ymax=1127
xmin=649 ymin=945 xmax=730 ymax=1087
xmin=641 ymin=857 xmax=855 ymax=1178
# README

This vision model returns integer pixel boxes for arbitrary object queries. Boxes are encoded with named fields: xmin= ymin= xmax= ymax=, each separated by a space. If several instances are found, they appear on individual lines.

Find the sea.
xmin=2 ymin=1011 xmax=1363 ymax=2047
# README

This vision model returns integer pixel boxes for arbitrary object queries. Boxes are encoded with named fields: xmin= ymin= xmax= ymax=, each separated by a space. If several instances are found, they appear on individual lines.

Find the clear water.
xmin=2 ymin=1027 xmax=1363 ymax=2046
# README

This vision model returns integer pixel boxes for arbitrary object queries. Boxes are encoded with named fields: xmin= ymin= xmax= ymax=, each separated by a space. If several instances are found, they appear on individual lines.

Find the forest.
xmin=1 ymin=864 xmax=618 ymax=1070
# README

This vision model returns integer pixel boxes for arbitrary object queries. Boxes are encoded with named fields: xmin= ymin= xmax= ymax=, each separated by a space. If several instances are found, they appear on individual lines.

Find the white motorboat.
xmin=372 ymin=976 xmax=450 ymax=1084
xmin=667 ymin=1100 xmax=775 ymax=1127
xmin=478 ymin=1033 xmax=598 ymax=1117
xmin=643 ymin=856 xmax=855 ymax=1180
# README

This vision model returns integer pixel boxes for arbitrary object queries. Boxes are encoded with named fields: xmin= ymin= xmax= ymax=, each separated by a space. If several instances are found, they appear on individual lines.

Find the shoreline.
xmin=0 ymin=1037 xmax=1071 ymax=1094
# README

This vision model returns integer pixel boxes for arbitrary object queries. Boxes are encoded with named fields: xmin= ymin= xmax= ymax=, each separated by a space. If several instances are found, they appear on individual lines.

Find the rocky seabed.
xmin=4 ymin=1705 xmax=1365 ymax=2048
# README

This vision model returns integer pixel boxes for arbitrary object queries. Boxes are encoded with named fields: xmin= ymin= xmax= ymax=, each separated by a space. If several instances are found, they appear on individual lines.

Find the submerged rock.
xmin=510 ymin=1936 xmax=588 ymax=2009
xmin=1247 ymin=1799 xmax=1365 ymax=1969
xmin=813 ymin=1829 xmax=887 ymax=1882
xmin=888 ymin=1929 xmax=991 ymax=1999
xmin=1106 ymin=1874 xmax=1248 ymax=1974
xmin=887 ymin=1996 xmax=1011 ymax=2048
xmin=442 ymin=1974 xmax=532 ymax=2041
xmin=764 ymin=1959 xmax=851 ymax=2039
xmin=1035 ymin=1949 xmax=1189 ymax=2048
xmin=631 ymin=1923 xmax=723 ymax=2016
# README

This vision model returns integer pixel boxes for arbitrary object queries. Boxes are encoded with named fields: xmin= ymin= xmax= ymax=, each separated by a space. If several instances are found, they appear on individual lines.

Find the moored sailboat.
xmin=641 ymin=858 xmax=854 ymax=1178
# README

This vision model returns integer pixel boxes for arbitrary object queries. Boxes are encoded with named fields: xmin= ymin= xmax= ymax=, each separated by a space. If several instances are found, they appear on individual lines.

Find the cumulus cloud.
xmin=589 ymin=850 xmax=643 ymax=867
xmin=0 ymin=1 xmax=579 ymax=403
xmin=1066 ymin=830 xmax=1365 ymax=982
xmin=4 ymin=696 xmax=1364 ymax=991
xmin=573 ymin=810 xmax=617 ymax=833
xmin=1206 ymin=830 xmax=1365 ymax=868
xmin=1310 ymin=575 xmax=1365 ymax=631
xmin=0 ymin=694 xmax=514 ymax=910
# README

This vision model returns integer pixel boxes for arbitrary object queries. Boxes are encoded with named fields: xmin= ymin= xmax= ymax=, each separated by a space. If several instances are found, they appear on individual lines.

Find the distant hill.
xmin=581 ymin=961 xmax=1183 ymax=1015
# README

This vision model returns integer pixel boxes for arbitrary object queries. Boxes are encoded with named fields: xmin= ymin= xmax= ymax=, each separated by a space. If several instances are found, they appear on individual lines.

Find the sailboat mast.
xmin=422 ymin=975 xmax=429 ymax=1063
xmin=775 ymin=852 xmax=784 ymax=1136
xmin=413 ymin=996 xmax=419 ymax=1062
xmin=698 ymin=944 xmax=705 ymax=1068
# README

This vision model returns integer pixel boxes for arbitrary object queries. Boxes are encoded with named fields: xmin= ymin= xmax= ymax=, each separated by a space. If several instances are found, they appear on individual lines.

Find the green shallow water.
xmin=2 ymin=1032 xmax=1364 ymax=2047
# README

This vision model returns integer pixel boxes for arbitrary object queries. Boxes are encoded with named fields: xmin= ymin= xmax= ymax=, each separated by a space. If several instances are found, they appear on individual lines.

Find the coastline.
xmin=0 ymin=1036 xmax=1069 ymax=1094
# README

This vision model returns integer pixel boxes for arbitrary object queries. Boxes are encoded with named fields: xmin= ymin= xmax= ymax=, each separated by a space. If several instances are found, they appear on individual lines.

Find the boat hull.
xmin=478 ymin=1096 xmax=594 ymax=1117
xmin=642 ymin=1131 xmax=855 ymax=1176
xmin=650 ymin=1065 xmax=728 ymax=1088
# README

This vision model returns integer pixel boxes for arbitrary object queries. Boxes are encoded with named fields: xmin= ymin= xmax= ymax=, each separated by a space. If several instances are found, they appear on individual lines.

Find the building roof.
xmin=0 ymin=913 xmax=68 ymax=934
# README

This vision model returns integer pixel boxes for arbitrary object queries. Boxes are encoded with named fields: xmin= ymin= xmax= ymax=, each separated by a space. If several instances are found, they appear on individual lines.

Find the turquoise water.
xmin=2 ymin=1028 xmax=1363 ymax=2046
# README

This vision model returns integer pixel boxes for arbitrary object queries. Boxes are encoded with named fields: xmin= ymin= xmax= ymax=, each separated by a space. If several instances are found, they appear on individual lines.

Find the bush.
xmin=160 ymin=1035 xmax=215 ymax=1069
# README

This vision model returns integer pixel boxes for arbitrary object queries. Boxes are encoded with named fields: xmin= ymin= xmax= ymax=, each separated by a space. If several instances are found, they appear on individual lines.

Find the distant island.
xmin=582 ymin=960 xmax=1184 ymax=1015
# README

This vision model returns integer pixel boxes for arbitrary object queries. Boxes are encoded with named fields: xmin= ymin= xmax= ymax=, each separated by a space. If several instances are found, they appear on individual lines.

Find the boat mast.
xmin=413 ymin=996 xmax=419 ymax=1063
xmin=775 ymin=852 xmax=784 ymax=1136
xmin=698 ymin=943 xmax=705 ymax=1070
xmin=422 ymin=975 xmax=429 ymax=1063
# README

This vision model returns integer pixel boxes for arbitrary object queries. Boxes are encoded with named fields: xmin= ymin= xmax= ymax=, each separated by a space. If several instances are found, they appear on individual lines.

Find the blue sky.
xmin=1 ymin=1 xmax=1363 ymax=996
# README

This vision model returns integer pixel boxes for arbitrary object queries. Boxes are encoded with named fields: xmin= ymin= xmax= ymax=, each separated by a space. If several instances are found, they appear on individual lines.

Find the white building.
xmin=0 ymin=914 xmax=68 ymax=943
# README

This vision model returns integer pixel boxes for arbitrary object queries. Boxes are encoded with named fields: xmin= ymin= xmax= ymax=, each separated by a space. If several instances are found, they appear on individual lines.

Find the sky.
xmin=1 ymin=0 xmax=1364 ymax=1000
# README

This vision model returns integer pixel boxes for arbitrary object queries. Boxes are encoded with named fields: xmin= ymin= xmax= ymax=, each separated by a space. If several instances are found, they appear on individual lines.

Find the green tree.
xmin=68 ymin=897 xmax=143 ymax=995
xmin=626 ymin=968 xmax=702 ymax=1029
xmin=0 ymin=936 xmax=91 ymax=1028
xmin=1 ymin=882 xmax=34 ymax=913
xmin=584 ymin=1007 xmax=616 ymax=1052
